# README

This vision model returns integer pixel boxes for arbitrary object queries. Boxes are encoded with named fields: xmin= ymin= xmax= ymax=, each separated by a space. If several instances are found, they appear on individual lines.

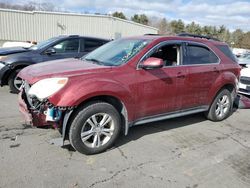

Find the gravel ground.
xmin=0 ymin=86 xmax=250 ymax=188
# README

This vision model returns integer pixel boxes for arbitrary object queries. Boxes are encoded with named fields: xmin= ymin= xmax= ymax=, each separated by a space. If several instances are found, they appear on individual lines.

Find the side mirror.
xmin=44 ymin=48 xmax=56 ymax=55
xmin=140 ymin=57 xmax=164 ymax=70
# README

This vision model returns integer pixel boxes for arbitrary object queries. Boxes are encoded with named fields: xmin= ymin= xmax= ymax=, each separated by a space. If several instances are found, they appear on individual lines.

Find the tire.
xmin=69 ymin=102 xmax=121 ymax=155
xmin=205 ymin=89 xmax=233 ymax=121
xmin=8 ymin=69 xmax=22 ymax=94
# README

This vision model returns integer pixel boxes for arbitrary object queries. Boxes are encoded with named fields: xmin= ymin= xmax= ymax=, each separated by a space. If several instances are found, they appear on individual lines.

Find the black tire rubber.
xmin=69 ymin=102 xmax=121 ymax=155
xmin=205 ymin=89 xmax=233 ymax=121
xmin=8 ymin=69 xmax=22 ymax=94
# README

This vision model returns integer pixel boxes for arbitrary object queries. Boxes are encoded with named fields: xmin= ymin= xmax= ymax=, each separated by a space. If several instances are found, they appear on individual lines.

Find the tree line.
xmin=0 ymin=2 xmax=249 ymax=49
xmin=112 ymin=12 xmax=250 ymax=49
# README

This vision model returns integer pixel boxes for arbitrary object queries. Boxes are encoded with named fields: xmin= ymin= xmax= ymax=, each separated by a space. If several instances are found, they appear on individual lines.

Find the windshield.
xmin=83 ymin=38 xmax=150 ymax=66
xmin=30 ymin=37 xmax=59 ymax=50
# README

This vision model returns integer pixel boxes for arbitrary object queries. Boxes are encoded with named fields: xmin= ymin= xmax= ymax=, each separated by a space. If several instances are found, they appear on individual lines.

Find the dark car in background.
xmin=0 ymin=35 xmax=109 ymax=93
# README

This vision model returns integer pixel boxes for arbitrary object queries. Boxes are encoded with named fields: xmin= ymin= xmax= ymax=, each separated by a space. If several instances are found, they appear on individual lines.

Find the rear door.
xmin=181 ymin=42 xmax=220 ymax=109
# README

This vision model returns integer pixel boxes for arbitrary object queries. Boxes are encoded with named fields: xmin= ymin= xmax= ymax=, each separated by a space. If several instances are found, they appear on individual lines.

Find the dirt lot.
xmin=0 ymin=86 xmax=250 ymax=188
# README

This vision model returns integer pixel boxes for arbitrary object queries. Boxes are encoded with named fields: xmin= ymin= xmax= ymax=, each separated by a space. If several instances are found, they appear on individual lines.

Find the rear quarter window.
xmin=216 ymin=45 xmax=237 ymax=63
xmin=184 ymin=45 xmax=219 ymax=65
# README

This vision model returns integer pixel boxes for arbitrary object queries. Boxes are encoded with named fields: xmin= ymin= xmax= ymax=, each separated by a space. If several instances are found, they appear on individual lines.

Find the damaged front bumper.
xmin=18 ymin=83 xmax=75 ymax=143
xmin=18 ymin=89 xmax=62 ymax=128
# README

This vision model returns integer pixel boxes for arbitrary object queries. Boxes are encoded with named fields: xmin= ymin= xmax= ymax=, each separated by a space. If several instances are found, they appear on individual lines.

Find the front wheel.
xmin=205 ymin=89 xmax=233 ymax=121
xmin=69 ymin=102 xmax=121 ymax=155
xmin=8 ymin=69 xmax=23 ymax=94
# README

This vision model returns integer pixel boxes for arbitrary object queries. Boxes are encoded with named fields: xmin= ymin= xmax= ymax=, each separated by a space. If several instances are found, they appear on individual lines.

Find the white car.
xmin=239 ymin=64 xmax=250 ymax=96
xmin=2 ymin=41 xmax=34 ymax=48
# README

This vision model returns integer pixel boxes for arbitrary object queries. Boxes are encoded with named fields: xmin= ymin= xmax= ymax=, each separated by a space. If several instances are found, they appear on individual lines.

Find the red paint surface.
xmin=18 ymin=36 xmax=241 ymax=127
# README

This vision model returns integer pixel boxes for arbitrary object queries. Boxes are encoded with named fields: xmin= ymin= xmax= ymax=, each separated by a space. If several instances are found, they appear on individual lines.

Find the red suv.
xmin=18 ymin=34 xmax=241 ymax=154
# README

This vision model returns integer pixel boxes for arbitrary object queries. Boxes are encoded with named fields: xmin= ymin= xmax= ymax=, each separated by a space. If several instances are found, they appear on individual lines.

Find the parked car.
xmin=0 ymin=35 xmax=109 ymax=93
xmin=2 ymin=41 xmax=35 ymax=48
xmin=238 ymin=53 xmax=250 ymax=65
xmin=238 ymin=64 xmax=250 ymax=96
xmin=237 ymin=54 xmax=250 ymax=96
xmin=18 ymin=34 xmax=241 ymax=154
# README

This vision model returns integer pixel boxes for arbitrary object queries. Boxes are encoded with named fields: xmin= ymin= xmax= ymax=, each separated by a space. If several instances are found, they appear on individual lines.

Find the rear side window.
xmin=184 ymin=45 xmax=219 ymax=65
xmin=82 ymin=39 xmax=106 ymax=52
xmin=216 ymin=45 xmax=237 ymax=62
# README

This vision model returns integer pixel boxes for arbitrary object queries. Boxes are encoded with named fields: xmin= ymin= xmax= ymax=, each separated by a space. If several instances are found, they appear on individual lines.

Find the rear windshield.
xmin=216 ymin=45 xmax=237 ymax=62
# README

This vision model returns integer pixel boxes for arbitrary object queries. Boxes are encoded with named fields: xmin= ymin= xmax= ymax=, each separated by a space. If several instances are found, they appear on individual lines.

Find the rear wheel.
xmin=206 ymin=89 xmax=233 ymax=121
xmin=69 ymin=102 xmax=121 ymax=155
xmin=8 ymin=69 xmax=23 ymax=94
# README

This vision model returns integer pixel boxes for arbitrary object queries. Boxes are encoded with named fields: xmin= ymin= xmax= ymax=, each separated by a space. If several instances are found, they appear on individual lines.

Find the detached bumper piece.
xmin=18 ymin=90 xmax=32 ymax=124
xmin=235 ymin=94 xmax=250 ymax=109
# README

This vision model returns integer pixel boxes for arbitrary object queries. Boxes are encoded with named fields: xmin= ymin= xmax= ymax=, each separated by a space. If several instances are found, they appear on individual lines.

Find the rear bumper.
xmin=237 ymin=95 xmax=250 ymax=109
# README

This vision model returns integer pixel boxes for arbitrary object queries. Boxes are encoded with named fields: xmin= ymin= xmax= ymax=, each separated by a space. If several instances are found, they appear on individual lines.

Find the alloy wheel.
xmin=215 ymin=95 xmax=230 ymax=118
xmin=80 ymin=113 xmax=114 ymax=148
xmin=13 ymin=75 xmax=23 ymax=91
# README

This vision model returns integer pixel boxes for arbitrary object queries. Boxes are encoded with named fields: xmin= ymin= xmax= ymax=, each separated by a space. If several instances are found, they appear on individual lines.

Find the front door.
xmin=135 ymin=42 xmax=187 ymax=119
xmin=41 ymin=38 xmax=80 ymax=62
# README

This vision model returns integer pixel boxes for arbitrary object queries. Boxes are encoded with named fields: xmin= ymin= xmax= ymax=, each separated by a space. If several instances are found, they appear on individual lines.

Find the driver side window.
xmin=52 ymin=39 xmax=79 ymax=53
xmin=149 ymin=44 xmax=181 ymax=66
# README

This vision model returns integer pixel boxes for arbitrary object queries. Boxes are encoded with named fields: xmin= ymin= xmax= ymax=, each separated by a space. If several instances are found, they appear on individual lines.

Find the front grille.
xmin=240 ymin=76 xmax=250 ymax=85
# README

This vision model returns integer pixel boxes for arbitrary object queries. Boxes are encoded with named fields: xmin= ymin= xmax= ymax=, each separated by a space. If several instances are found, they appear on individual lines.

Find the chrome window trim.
xmin=136 ymin=40 xmax=221 ymax=70
xmin=183 ymin=41 xmax=221 ymax=65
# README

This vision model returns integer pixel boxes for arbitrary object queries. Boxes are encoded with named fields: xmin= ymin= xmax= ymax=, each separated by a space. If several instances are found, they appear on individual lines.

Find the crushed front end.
xmin=18 ymin=81 xmax=74 ymax=136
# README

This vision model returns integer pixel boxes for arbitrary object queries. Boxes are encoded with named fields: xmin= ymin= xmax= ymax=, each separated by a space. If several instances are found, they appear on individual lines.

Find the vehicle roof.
xmin=57 ymin=35 xmax=110 ymax=41
xmin=125 ymin=35 xmax=226 ymax=45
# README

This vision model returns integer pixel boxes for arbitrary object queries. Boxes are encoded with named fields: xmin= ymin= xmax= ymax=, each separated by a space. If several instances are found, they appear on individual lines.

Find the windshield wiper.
xmin=84 ymin=58 xmax=104 ymax=65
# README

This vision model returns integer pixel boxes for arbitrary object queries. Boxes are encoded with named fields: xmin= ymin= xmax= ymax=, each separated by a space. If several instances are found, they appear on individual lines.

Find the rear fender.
xmin=207 ymin=71 xmax=237 ymax=105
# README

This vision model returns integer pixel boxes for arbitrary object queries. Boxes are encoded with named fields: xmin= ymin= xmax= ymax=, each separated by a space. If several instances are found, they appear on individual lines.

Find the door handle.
xmin=177 ymin=72 xmax=186 ymax=79
xmin=213 ymin=67 xmax=220 ymax=73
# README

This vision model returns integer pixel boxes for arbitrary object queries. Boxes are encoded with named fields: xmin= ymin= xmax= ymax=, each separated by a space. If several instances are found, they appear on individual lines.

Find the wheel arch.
xmin=208 ymin=82 xmax=236 ymax=107
xmin=62 ymin=95 xmax=129 ymax=142
xmin=4 ymin=62 xmax=32 ymax=85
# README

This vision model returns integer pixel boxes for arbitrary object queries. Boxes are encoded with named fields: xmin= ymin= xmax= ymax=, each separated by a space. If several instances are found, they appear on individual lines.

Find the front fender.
xmin=0 ymin=61 xmax=33 ymax=86
xmin=49 ymin=77 xmax=136 ymax=120
xmin=10 ymin=61 xmax=33 ymax=69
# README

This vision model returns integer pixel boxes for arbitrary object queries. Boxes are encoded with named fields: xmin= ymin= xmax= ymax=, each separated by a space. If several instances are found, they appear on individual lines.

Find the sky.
xmin=2 ymin=0 xmax=250 ymax=31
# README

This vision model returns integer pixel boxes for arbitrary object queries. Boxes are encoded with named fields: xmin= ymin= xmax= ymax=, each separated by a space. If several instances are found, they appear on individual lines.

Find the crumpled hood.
xmin=0 ymin=47 xmax=29 ymax=55
xmin=18 ymin=58 xmax=112 ymax=84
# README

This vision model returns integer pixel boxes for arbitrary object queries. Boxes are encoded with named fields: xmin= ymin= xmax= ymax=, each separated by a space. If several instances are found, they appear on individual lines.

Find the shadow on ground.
xmin=61 ymin=113 xmax=207 ymax=153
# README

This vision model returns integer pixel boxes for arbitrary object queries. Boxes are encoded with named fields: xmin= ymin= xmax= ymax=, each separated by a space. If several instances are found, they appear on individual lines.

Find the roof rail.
xmin=144 ymin=33 xmax=160 ymax=36
xmin=178 ymin=33 xmax=220 ymax=42
xmin=68 ymin=35 xmax=80 ymax=37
